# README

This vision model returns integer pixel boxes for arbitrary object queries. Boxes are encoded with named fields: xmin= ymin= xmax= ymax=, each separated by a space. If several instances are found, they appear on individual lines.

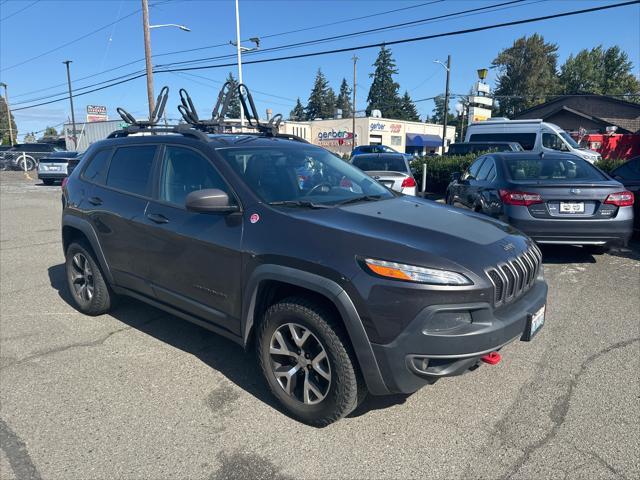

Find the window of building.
xmin=390 ymin=135 xmax=402 ymax=146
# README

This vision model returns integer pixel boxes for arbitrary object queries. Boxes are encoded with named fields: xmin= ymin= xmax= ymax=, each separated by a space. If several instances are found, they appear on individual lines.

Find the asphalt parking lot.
xmin=1 ymin=170 xmax=638 ymax=480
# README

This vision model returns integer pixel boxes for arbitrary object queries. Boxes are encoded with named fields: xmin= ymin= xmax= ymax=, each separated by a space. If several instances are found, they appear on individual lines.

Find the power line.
xmin=12 ymin=1 xmax=639 ymax=112
xmin=0 ymin=0 xmax=171 ymax=73
xmin=11 ymin=0 xmax=531 ymax=103
xmin=156 ymin=0 xmax=529 ymax=69
xmin=7 ymin=0 xmax=443 ymax=99
xmin=0 ymin=0 xmax=39 ymax=22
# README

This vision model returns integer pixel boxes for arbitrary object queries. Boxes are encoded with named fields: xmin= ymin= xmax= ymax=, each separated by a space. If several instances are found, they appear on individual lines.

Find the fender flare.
xmin=62 ymin=214 xmax=114 ymax=284
xmin=242 ymin=264 xmax=390 ymax=395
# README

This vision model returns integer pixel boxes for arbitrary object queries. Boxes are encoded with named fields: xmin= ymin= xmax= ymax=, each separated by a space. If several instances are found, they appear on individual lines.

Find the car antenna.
xmin=237 ymin=83 xmax=282 ymax=136
xmin=117 ymin=86 xmax=169 ymax=128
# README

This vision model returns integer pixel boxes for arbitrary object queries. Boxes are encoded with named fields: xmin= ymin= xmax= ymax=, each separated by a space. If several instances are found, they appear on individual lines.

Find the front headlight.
xmin=363 ymin=258 xmax=472 ymax=286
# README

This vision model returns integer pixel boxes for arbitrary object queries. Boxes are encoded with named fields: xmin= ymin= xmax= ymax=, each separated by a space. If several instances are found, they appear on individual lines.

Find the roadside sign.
xmin=86 ymin=105 xmax=108 ymax=123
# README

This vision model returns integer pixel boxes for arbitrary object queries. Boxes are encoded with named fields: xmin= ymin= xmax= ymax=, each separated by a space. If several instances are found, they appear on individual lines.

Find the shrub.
xmin=410 ymin=153 xmax=483 ymax=193
xmin=594 ymin=157 xmax=626 ymax=173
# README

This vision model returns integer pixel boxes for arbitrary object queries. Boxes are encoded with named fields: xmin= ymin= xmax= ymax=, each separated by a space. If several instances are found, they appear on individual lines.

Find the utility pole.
xmin=0 ymin=82 xmax=14 ymax=146
xmin=441 ymin=54 xmax=451 ymax=154
xmin=352 ymin=54 xmax=358 ymax=149
xmin=142 ymin=0 xmax=154 ymax=120
xmin=63 ymin=61 xmax=77 ymax=150
xmin=234 ymin=0 xmax=244 ymax=129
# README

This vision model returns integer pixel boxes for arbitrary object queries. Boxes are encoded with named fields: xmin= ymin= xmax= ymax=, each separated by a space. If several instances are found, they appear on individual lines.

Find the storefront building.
xmin=283 ymin=117 xmax=456 ymax=156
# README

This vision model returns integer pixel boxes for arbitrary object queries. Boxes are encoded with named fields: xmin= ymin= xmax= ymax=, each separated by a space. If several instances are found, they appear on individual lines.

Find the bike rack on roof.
xmin=237 ymin=83 xmax=283 ymax=137
xmin=108 ymin=82 xmax=309 ymax=143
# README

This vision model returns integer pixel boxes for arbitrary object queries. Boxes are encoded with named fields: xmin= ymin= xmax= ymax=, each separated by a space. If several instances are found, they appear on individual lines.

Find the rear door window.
xmin=476 ymin=157 xmax=495 ymax=181
xmin=82 ymin=149 xmax=112 ymax=185
xmin=106 ymin=145 xmax=157 ymax=196
xmin=463 ymin=157 xmax=486 ymax=180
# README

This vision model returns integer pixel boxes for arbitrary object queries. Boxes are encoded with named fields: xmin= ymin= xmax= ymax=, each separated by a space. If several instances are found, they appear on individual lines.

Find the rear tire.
xmin=256 ymin=297 xmax=365 ymax=426
xmin=65 ymin=241 xmax=114 ymax=315
xmin=17 ymin=155 xmax=36 ymax=171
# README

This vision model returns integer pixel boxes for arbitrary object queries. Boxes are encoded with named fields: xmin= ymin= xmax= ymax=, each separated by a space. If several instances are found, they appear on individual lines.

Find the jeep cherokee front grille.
xmin=486 ymin=244 xmax=541 ymax=306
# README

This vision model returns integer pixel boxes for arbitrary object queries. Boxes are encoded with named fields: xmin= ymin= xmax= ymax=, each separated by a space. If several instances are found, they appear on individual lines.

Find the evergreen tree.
xmin=366 ymin=46 xmax=403 ymax=118
xmin=430 ymin=95 xmax=456 ymax=125
xmin=492 ymin=34 xmax=559 ymax=116
xmin=0 ymin=96 xmax=17 ymax=145
xmin=323 ymin=86 xmax=337 ymax=119
xmin=336 ymin=78 xmax=352 ymax=118
xmin=306 ymin=69 xmax=333 ymax=119
xmin=400 ymin=91 xmax=420 ymax=121
xmin=224 ymin=72 xmax=242 ymax=119
xmin=559 ymin=45 xmax=640 ymax=97
xmin=289 ymin=98 xmax=306 ymax=120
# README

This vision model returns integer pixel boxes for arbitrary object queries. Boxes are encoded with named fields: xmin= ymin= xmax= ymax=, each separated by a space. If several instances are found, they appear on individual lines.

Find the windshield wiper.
xmin=267 ymin=200 xmax=331 ymax=209
xmin=335 ymin=195 xmax=384 ymax=206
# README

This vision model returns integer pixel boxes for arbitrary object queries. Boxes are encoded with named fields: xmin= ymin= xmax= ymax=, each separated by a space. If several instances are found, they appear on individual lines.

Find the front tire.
xmin=65 ymin=241 xmax=114 ymax=315
xmin=17 ymin=155 xmax=36 ymax=171
xmin=257 ymin=297 xmax=364 ymax=426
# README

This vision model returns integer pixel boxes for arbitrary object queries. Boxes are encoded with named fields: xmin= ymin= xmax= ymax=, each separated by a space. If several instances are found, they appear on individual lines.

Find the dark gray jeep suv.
xmin=61 ymin=88 xmax=547 ymax=426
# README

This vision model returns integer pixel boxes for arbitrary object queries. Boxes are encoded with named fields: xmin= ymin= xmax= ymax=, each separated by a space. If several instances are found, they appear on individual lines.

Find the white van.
xmin=464 ymin=118 xmax=601 ymax=163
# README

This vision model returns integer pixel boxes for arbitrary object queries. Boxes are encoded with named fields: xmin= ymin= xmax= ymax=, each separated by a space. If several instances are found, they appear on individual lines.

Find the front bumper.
xmin=370 ymin=278 xmax=547 ymax=394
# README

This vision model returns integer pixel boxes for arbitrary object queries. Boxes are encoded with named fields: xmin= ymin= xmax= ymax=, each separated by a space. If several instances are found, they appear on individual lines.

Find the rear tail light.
xmin=401 ymin=176 xmax=416 ymax=188
xmin=499 ymin=189 xmax=543 ymax=206
xmin=604 ymin=191 xmax=634 ymax=207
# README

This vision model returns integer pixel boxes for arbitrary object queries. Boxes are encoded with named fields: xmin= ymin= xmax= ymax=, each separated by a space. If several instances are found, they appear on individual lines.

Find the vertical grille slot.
xmin=487 ymin=244 xmax=543 ymax=306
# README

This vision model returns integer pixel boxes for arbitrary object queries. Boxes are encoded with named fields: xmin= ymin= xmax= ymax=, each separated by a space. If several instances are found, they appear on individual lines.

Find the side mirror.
xmin=185 ymin=189 xmax=239 ymax=213
xmin=451 ymin=172 xmax=461 ymax=181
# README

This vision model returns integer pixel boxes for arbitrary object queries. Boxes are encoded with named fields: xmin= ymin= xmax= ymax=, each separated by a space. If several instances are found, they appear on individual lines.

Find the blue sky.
xmin=1 ymin=0 xmax=639 ymax=139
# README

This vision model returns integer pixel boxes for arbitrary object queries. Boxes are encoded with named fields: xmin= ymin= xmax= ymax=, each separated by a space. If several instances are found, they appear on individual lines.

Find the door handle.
xmin=88 ymin=196 xmax=102 ymax=206
xmin=146 ymin=213 xmax=169 ymax=224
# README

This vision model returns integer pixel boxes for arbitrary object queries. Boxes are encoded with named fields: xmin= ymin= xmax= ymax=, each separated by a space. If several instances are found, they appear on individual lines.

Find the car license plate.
xmin=522 ymin=305 xmax=545 ymax=341
xmin=560 ymin=202 xmax=584 ymax=213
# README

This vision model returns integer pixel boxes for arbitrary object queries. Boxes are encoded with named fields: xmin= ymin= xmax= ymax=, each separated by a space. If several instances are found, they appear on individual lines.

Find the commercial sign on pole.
xmin=86 ymin=105 xmax=108 ymax=123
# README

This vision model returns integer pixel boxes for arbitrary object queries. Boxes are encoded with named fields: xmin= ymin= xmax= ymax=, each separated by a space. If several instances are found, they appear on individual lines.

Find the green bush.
xmin=594 ymin=157 xmax=626 ymax=173
xmin=410 ymin=153 xmax=482 ymax=194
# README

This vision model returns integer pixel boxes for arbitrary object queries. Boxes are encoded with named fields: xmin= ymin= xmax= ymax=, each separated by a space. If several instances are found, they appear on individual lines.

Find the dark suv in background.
xmin=62 ymin=122 xmax=547 ymax=426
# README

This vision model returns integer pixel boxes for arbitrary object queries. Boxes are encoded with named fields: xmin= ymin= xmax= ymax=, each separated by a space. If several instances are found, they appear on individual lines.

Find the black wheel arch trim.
xmin=242 ymin=264 xmax=390 ymax=395
xmin=62 ymin=214 xmax=114 ymax=284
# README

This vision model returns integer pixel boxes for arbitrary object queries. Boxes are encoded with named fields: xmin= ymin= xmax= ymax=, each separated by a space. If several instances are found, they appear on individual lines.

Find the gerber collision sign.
xmin=317 ymin=128 xmax=355 ymax=145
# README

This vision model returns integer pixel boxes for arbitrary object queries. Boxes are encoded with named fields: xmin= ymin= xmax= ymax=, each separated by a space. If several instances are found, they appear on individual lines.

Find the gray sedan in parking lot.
xmin=446 ymin=152 xmax=634 ymax=250
xmin=350 ymin=153 xmax=417 ymax=195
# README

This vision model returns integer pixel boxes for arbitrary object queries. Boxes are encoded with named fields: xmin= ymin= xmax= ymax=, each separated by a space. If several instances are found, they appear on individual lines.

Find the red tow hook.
xmin=481 ymin=351 xmax=502 ymax=365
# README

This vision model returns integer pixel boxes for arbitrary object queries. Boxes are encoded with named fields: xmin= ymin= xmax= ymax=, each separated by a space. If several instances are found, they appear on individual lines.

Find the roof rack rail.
xmin=237 ymin=83 xmax=282 ymax=136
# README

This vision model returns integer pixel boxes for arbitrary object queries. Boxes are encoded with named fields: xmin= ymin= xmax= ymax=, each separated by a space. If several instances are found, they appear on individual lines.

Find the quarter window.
xmin=158 ymin=146 xmax=231 ymax=207
xmin=106 ymin=145 xmax=156 ymax=196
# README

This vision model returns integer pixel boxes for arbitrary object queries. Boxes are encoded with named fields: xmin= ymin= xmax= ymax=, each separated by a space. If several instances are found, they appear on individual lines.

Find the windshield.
xmin=559 ymin=131 xmax=579 ymax=149
xmin=504 ymin=157 xmax=606 ymax=181
xmin=218 ymin=146 xmax=394 ymax=205
xmin=352 ymin=156 xmax=407 ymax=173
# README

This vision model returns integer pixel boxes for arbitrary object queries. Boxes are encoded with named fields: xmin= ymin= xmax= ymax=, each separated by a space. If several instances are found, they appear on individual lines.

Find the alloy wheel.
xmin=269 ymin=323 xmax=331 ymax=405
xmin=70 ymin=253 xmax=94 ymax=302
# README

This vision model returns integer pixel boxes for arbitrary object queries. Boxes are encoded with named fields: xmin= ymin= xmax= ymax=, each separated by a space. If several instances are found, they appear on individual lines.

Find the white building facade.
xmin=283 ymin=117 xmax=456 ymax=156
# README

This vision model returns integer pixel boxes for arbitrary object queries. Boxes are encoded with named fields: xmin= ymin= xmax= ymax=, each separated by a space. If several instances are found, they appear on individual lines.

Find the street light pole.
xmin=62 ymin=61 xmax=77 ymax=150
xmin=0 ymin=82 xmax=14 ymax=146
xmin=234 ymin=0 xmax=244 ymax=129
xmin=142 ymin=0 xmax=154 ymax=120
xmin=352 ymin=54 xmax=358 ymax=149
xmin=441 ymin=55 xmax=451 ymax=154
